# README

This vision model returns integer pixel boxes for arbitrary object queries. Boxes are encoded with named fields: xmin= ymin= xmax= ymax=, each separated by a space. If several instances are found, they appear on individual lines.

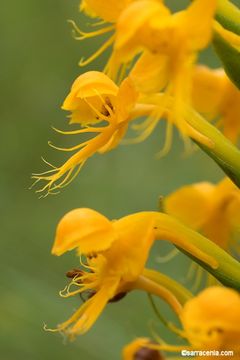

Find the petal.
xmin=69 ymin=107 xmax=99 ymax=125
xmin=203 ymin=211 xmax=230 ymax=249
xmin=67 ymin=276 xmax=119 ymax=336
xmin=213 ymin=177 xmax=238 ymax=206
xmin=164 ymin=182 xmax=215 ymax=230
xmin=192 ymin=66 xmax=226 ymax=118
xmin=57 ymin=275 xmax=119 ymax=337
xmin=117 ymin=77 xmax=139 ymax=122
xmin=111 ymin=213 xmax=155 ymax=281
xmin=181 ymin=0 xmax=217 ymax=49
xmin=62 ymin=71 xmax=118 ymax=111
xmin=52 ymin=208 xmax=117 ymax=256
xmin=181 ymin=287 xmax=240 ymax=335
xmin=115 ymin=0 xmax=170 ymax=61
xmin=98 ymin=123 xmax=128 ymax=153
xmin=130 ymin=52 xmax=169 ymax=93
xmin=222 ymin=112 xmax=240 ymax=143
xmin=226 ymin=197 xmax=240 ymax=231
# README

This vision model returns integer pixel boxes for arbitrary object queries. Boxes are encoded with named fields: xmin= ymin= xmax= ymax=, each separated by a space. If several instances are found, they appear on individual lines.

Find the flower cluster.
xmin=38 ymin=0 xmax=240 ymax=359
xmin=33 ymin=0 xmax=240 ymax=196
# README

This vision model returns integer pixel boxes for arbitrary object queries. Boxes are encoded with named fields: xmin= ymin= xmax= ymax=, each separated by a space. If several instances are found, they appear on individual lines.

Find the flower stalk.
xmin=153 ymin=212 xmax=240 ymax=290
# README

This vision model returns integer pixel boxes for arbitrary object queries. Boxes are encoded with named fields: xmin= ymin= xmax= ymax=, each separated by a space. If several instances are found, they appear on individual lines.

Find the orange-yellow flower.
xmin=115 ymin=0 xmax=215 ymax=96
xmin=164 ymin=178 xmax=240 ymax=253
xmin=181 ymin=287 xmax=240 ymax=354
xmin=192 ymin=65 xmax=240 ymax=143
xmin=45 ymin=207 xmax=239 ymax=339
xmin=32 ymin=72 xmax=141 ymax=196
xmin=109 ymin=0 xmax=217 ymax=150
xmin=32 ymin=69 xmax=215 ymax=196
xmin=48 ymin=208 xmax=190 ymax=338
xmin=123 ymin=287 xmax=240 ymax=359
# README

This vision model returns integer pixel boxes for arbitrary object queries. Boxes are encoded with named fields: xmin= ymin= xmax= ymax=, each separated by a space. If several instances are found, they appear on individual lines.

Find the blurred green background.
xmin=1 ymin=1 xmax=229 ymax=359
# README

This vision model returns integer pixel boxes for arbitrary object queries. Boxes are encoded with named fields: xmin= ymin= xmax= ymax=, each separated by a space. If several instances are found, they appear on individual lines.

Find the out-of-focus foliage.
xmin=0 ymin=1 xmax=230 ymax=359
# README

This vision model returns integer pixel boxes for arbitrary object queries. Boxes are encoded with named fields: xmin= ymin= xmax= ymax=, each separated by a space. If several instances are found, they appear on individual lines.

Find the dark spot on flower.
xmin=87 ymin=252 xmax=98 ymax=259
xmin=207 ymin=327 xmax=224 ymax=336
xmin=134 ymin=347 xmax=164 ymax=360
xmin=109 ymin=292 xmax=127 ymax=303
xmin=101 ymin=96 xmax=114 ymax=117
xmin=105 ymin=97 xmax=114 ymax=110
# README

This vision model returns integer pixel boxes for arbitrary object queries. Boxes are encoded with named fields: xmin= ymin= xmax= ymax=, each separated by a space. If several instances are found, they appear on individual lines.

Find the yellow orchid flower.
xmin=32 ymin=72 xmax=145 ymax=196
xmin=114 ymin=0 xmax=216 ymax=97
xmin=109 ymin=0 xmax=217 ymax=150
xmin=192 ymin=65 xmax=240 ymax=143
xmin=123 ymin=287 xmax=240 ymax=359
xmin=31 ymin=68 xmax=240 ymax=197
xmin=48 ymin=208 xmax=187 ymax=339
xmin=164 ymin=178 xmax=240 ymax=253
xmin=73 ymin=0 xmax=216 ymax=82
xmin=31 ymin=69 xmax=216 ymax=197
xmin=46 ymin=207 xmax=240 ymax=338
